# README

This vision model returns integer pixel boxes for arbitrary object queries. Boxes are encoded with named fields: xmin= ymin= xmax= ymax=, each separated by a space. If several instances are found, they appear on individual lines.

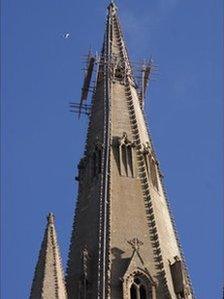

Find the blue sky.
xmin=1 ymin=0 xmax=223 ymax=298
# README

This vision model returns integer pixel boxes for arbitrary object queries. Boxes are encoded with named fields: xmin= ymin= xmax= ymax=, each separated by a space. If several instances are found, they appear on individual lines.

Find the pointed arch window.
xmin=129 ymin=276 xmax=152 ymax=299
xmin=121 ymin=144 xmax=128 ymax=176
xmin=130 ymin=283 xmax=138 ymax=299
xmin=143 ymin=152 xmax=149 ymax=175
xmin=114 ymin=58 xmax=125 ymax=82
xmin=149 ymin=155 xmax=159 ymax=191
xmin=142 ymin=144 xmax=159 ymax=191
xmin=115 ymin=66 xmax=124 ymax=80
xmin=139 ymin=284 xmax=147 ymax=299
xmin=127 ymin=145 xmax=134 ymax=177
xmin=118 ymin=134 xmax=135 ymax=178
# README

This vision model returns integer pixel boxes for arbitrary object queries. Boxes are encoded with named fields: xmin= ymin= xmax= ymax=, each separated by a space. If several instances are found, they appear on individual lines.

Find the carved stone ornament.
xmin=141 ymin=142 xmax=151 ymax=155
xmin=118 ymin=132 xmax=134 ymax=147
xmin=121 ymin=238 xmax=157 ymax=299
xmin=127 ymin=238 xmax=143 ymax=252
xmin=122 ymin=268 xmax=157 ymax=299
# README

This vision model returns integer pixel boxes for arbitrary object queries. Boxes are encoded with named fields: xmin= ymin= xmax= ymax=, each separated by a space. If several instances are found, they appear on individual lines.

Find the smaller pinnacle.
xmin=30 ymin=213 xmax=67 ymax=299
xmin=47 ymin=212 xmax=55 ymax=225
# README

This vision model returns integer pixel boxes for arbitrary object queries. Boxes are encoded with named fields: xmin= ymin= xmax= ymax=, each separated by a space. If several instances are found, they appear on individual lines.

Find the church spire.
xmin=30 ymin=213 xmax=67 ymax=299
xmin=66 ymin=2 xmax=194 ymax=299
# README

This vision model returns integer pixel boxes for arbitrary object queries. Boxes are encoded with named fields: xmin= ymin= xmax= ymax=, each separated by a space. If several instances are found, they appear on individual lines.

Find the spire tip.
xmin=108 ymin=0 xmax=118 ymax=12
xmin=47 ymin=212 xmax=55 ymax=224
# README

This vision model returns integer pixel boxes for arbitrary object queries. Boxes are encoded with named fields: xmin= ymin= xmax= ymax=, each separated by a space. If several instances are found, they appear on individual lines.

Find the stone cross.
xmin=127 ymin=238 xmax=143 ymax=252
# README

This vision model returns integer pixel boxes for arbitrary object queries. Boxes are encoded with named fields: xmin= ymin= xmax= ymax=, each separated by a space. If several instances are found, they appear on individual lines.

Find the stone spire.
xmin=66 ymin=2 xmax=194 ymax=299
xmin=30 ymin=213 xmax=67 ymax=299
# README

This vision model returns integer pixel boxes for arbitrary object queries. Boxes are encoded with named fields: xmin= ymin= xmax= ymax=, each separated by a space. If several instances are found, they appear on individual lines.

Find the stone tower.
xmin=30 ymin=2 xmax=194 ymax=299
xmin=66 ymin=2 xmax=194 ymax=299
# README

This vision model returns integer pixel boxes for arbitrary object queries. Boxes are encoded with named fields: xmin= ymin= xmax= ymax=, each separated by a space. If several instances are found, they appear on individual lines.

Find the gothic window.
xmin=121 ymin=144 xmax=128 ymax=176
xmin=119 ymin=143 xmax=135 ymax=177
xmin=130 ymin=283 xmax=137 ymax=299
xmin=118 ymin=133 xmax=136 ymax=178
xmin=115 ymin=66 xmax=124 ymax=80
xmin=127 ymin=145 xmax=133 ymax=177
xmin=139 ymin=285 xmax=147 ymax=299
xmin=149 ymin=155 xmax=158 ymax=191
xmin=130 ymin=277 xmax=151 ymax=299
xmin=143 ymin=153 xmax=149 ymax=175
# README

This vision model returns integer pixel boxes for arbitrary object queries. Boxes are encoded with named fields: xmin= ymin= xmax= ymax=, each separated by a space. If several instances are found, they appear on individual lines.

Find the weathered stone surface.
xmin=65 ymin=2 xmax=193 ymax=299
xmin=30 ymin=2 xmax=194 ymax=299
xmin=30 ymin=213 xmax=67 ymax=299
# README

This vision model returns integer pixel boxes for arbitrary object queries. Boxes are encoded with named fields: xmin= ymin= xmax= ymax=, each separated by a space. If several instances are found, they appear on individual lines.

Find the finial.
xmin=47 ymin=212 xmax=55 ymax=225
xmin=127 ymin=238 xmax=143 ymax=252
xmin=107 ymin=0 xmax=118 ymax=13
